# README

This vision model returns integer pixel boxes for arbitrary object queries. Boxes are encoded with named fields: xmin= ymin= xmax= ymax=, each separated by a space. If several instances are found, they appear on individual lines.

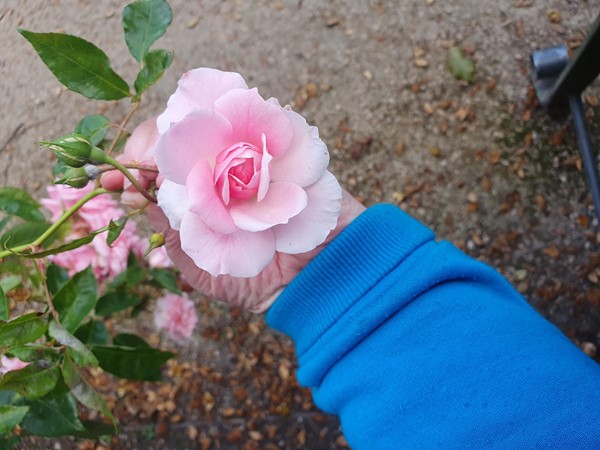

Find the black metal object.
xmin=531 ymin=14 xmax=600 ymax=217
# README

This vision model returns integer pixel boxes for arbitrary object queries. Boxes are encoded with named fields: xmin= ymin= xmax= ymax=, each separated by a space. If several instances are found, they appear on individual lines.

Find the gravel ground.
xmin=2 ymin=0 xmax=600 ymax=448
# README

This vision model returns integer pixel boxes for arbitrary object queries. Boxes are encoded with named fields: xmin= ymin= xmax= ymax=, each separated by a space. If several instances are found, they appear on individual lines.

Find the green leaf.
xmin=48 ymin=321 xmax=98 ymax=367
xmin=74 ymin=320 xmax=108 ymax=346
xmin=107 ymin=218 xmax=127 ymax=247
xmin=0 ymin=222 xmax=51 ymax=249
xmin=123 ymin=0 xmax=173 ymax=62
xmin=113 ymin=333 xmax=149 ymax=348
xmin=95 ymin=288 xmax=143 ymax=317
xmin=0 ymin=216 xmax=11 ymax=234
xmin=74 ymin=114 xmax=111 ymax=146
xmin=148 ymin=268 xmax=180 ymax=294
xmin=92 ymin=345 xmax=174 ymax=381
xmin=0 ymin=286 xmax=7 ymax=322
xmin=9 ymin=345 xmax=60 ymax=363
xmin=0 ymin=362 xmax=60 ymax=399
xmin=448 ymin=46 xmax=475 ymax=83
xmin=0 ymin=188 xmax=45 ymax=223
xmin=130 ymin=296 xmax=149 ymax=318
xmin=21 ymin=231 xmax=101 ymax=259
xmin=52 ymin=267 xmax=97 ymax=333
xmin=46 ymin=264 xmax=69 ymax=296
xmin=0 ymin=313 xmax=47 ymax=347
xmin=109 ymin=253 xmax=145 ymax=289
xmin=0 ymin=405 xmax=29 ymax=435
xmin=74 ymin=420 xmax=117 ymax=439
xmin=21 ymin=390 xmax=85 ymax=436
xmin=18 ymin=30 xmax=131 ymax=100
xmin=0 ymin=391 xmax=16 ymax=405
xmin=0 ymin=260 xmax=26 ymax=277
xmin=0 ymin=275 xmax=22 ymax=294
xmin=0 ymin=436 xmax=20 ymax=449
xmin=134 ymin=49 xmax=173 ymax=96
xmin=61 ymin=356 xmax=114 ymax=426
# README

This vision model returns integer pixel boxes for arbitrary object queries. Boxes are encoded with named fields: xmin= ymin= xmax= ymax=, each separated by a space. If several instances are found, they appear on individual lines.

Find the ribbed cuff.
xmin=266 ymin=204 xmax=435 ymax=355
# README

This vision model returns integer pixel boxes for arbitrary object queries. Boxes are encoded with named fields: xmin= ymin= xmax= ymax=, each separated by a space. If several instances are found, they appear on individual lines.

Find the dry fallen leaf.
xmin=543 ymin=245 xmax=560 ymax=259
xmin=547 ymin=9 xmax=561 ymax=24
xmin=187 ymin=17 xmax=199 ymax=29
xmin=489 ymin=149 xmax=501 ymax=165
xmin=326 ymin=17 xmax=342 ymax=27
xmin=429 ymin=146 xmax=442 ymax=157
xmin=395 ymin=142 xmax=405 ymax=156
xmin=249 ymin=430 xmax=264 ymax=441
xmin=448 ymin=47 xmax=475 ymax=82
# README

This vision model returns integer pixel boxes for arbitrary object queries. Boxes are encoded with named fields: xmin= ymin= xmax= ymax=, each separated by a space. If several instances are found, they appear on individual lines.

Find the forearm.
xmin=267 ymin=204 xmax=600 ymax=449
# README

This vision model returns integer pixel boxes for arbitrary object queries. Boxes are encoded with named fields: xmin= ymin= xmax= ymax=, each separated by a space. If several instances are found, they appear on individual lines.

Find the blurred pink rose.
xmin=101 ymin=116 xmax=161 ymax=208
xmin=147 ymin=245 xmax=173 ymax=268
xmin=0 ymin=356 xmax=28 ymax=375
xmin=41 ymin=185 xmax=145 ymax=282
xmin=155 ymin=68 xmax=342 ymax=277
xmin=153 ymin=293 xmax=197 ymax=341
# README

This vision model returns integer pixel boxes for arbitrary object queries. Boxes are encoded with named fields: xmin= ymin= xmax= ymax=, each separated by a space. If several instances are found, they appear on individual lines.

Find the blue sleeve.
xmin=266 ymin=204 xmax=600 ymax=449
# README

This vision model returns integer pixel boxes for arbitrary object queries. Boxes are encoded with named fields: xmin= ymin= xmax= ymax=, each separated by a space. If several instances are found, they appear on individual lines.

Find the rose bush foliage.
xmin=1 ymin=0 xmax=354 ymax=442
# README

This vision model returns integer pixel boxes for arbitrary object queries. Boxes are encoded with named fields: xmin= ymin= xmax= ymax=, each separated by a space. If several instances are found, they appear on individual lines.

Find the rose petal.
xmin=126 ymin=116 xmax=160 ymax=161
xmin=214 ymin=88 xmax=293 ymax=157
xmin=155 ymin=109 xmax=233 ymax=184
xmin=157 ymin=68 xmax=248 ymax=134
xmin=180 ymin=213 xmax=276 ymax=277
xmin=121 ymin=190 xmax=148 ymax=210
xmin=269 ymin=109 xmax=330 ymax=187
xmin=273 ymin=171 xmax=342 ymax=254
xmin=157 ymin=180 xmax=192 ymax=230
xmin=229 ymin=182 xmax=308 ymax=232
xmin=257 ymin=133 xmax=272 ymax=201
xmin=187 ymin=160 xmax=236 ymax=234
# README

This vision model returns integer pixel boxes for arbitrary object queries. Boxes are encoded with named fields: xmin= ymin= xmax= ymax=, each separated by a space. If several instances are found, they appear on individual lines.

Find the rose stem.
xmin=97 ymin=163 xmax=159 ymax=173
xmin=105 ymin=100 xmax=140 ymax=157
xmin=33 ymin=259 xmax=61 ymax=323
xmin=0 ymin=188 xmax=109 ymax=259
xmin=99 ymin=155 xmax=158 ymax=203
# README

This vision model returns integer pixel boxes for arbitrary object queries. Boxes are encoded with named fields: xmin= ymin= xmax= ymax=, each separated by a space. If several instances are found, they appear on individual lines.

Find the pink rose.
xmin=41 ymin=185 xmax=145 ymax=282
xmin=147 ymin=245 xmax=173 ymax=268
xmin=153 ymin=293 xmax=197 ymax=341
xmin=101 ymin=116 xmax=161 ymax=209
xmin=155 ymin=68 xmax=342 ymax=277
xmin=0 ymin=356 xmax=28 ymax=375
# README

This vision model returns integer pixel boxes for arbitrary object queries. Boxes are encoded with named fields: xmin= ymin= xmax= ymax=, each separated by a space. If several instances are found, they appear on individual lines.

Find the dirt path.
xmin=2 ymin=0 xmax=600 ymax=448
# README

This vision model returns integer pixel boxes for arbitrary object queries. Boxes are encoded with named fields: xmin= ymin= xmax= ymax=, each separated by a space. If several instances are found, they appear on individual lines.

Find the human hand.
xmin=149 ymin=190 xmax=365 ymax=312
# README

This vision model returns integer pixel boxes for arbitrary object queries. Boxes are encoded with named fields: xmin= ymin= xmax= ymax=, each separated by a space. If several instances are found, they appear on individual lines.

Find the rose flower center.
xmin=214 ymin=142 xmax=265 ymax=205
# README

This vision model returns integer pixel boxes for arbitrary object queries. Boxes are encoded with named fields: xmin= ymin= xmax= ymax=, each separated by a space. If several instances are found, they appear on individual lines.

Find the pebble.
xmin=581 ymin=342 xmax=597 ymax=357
xmin=466 ymin=192 xmax=478 ymax=203
xmin=187 ymin=17 xmax=199 ymax=29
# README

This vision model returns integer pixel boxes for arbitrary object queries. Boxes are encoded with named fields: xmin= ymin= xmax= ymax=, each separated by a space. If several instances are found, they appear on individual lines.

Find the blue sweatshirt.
xmin=266 ymin=205 xmax=600 ymax=449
